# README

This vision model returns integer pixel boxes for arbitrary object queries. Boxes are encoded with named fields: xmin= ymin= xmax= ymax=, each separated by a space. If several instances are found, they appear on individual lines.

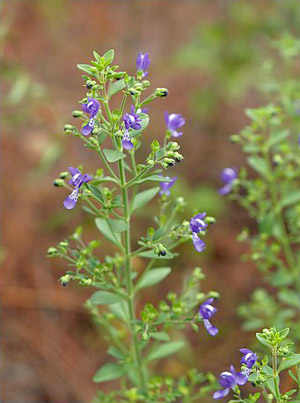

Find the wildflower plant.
xmin=213 ymin=327 xmax=300 ymax=402
xmin=48 ymin=50 xmax=218 ymax=401
xmin=219 ymin=34 xmax=300 ymax=344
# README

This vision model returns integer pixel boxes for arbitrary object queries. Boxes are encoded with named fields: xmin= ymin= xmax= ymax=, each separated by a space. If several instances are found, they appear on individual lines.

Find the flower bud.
xmin=86 ymin=80 xmax=97 ymax=89
xmin=174 ymin=152 xmax=183 ymax=163
xmin=60 ymin=274 xmax=71 ymax=287
xmin=80 ymin=278 xmax=92 ymax=286
xmin=155 ymin=88 xmax=169 ymax=97
xmin=167 ymin=141 xmax=180 ymax=151
xmin=59 ymin=171 xmax=69 ymax=179
xmin=229 ymin=134 xmax=240 ymax=143
xmin=47 ymin=247 xmax=58 ymax=256
xmin=163 ymin=158 xmax=175 ymax=167
xmin=64 ymin=124 xmax=75 ymax=133
xmin=205 ymin=216 xmax=216 ymax=225
xmin=208 ymin=291 xmax=220 ymax=299
xmin=53 ymin=179 xmax=64 ymax=187
xmin=72 ymin=110 xmax=84 ymax=118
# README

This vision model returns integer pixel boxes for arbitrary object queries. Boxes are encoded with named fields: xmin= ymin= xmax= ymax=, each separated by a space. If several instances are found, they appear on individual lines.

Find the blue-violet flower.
xmin=123 ymin=113 xmax=142 ymax=130
xmin=213 ymin=365 xmax=248 ymax=400
xmin=122 ymin=129 xmax=134 ymax=150
xmin=190 ymin=212 xmax=207 ymax=233
xmin=130 ymin=105 xmax=149 ymax=115
xmin=63 ymin=167 xmax=92 ymax=210
xmin=219 ymin=167 xmax=238 ymax=195
xmin=199 ymin=298 xmax=218 ymax=336
xmin=240 ymin=348 xmax=258 ymax=369
xmin=164 ymin=111 xmax=185 ymax=137
xmin=81 ymin=98 xmax=100 ymax=136
xmin=136 ymin=52 xmax=150 ymax=78
xmin=159 ymin=177 xmax=177 ymax=196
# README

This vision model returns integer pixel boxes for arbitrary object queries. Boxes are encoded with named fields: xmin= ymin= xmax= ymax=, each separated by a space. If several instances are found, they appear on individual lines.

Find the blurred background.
xmin=2 ymin=1 xmax=300 ymax=401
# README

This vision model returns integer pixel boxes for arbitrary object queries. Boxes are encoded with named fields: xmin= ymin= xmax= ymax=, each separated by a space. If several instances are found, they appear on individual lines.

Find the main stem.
xmin=118 ymin=159 xmax=148 ymax=394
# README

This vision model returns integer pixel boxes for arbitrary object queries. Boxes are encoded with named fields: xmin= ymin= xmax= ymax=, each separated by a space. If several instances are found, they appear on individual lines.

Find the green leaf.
xmin=97 ymin=131 xmax=107 ymax=146
xmin=147 ymin=341 xmax=184 ymax=361
xmin=267 ymin=129 xmax=289 ymax=147
xmin=95 ymin=217 xmax=121 ymax=246
xmin=107 ymin=346 xmax=125 ymax=360
xmin=77 ymin=64 xmax=96 ymax=76
xmin=93 ymin=362 xmax=125 ymax=383
xmin=150 ymin=332 xmax=170 ymax=342
xmin=93 ymin=51 xmax=101 ymax=63
xmin=247 ymin=156 xmax=269 ymax=178
xmin=130 ymin=113 xmax=150 ymax=137
xmin=90 ymin=291 xmax=122 ymax=305
xmin=278 ymin=288 xmax=300 ymax=308
xmin=87 ymin=185 xmax=103 ymax=202
xmin=103 ymin=49 xmax=115 ymax=64
xmin=103 ymin=148 xmax=126 ymax=163
xmin=136 ymin=267 xmax=171 ymax=290
xmin=280 ymin=190 xmax=300 ymax=208
xmin=138 ymin=250 xmax=175 ymax=259
xmin=135 ymin=175 xmax=172 ymax=185
xmin=279 ymin=354 xmax=300 ymax=372
xmin=110 ymin=301 xmax=130 ymax=322
xmin=131 ymin=187 xmax=160 ymax=212
xmin=108 ymin=79 xmax=126 ymax=98
xmin=108 ymin=218 xmax=129 ymax=233
xmin=256 ymin=333 xmax=271 ymax=348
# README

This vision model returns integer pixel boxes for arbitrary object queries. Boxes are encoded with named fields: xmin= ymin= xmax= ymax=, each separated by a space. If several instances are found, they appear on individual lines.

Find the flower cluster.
xmin=199 ymin=298 xmax=218 ymax=336
xmin=81 ymin=98 xmax=100 ymax=136
xmin=63 ymin=167 xmax=92 ymax=210
xmin=213 ymin=348 xmax=257 ymax=399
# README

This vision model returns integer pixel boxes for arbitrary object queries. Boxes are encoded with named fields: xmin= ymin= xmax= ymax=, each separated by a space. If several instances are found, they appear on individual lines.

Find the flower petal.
xmin=192 ymin=233 xmax=206 ymax=252
xmin=63 ymin=188 xmax=79 ymax=210
xmin=68 ymin=167 xmax=81 ymax=176
xmin=203 ymin=319 xmax=219 ymax=336
xmin=236 ymin=371 xmax=248 ymax=386
xmin=213 ymin=388 xmax=230 ymax=400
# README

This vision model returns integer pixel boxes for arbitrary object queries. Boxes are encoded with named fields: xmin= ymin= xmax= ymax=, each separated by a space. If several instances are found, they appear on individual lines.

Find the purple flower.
xmin=219 ymin=167 xmax=238 ymax=195
xmin=164 ymin=112 xmax=185 ymax=138
xmin=82 ymin=117 xmax=95 ymax=136
xmin=213 ymin=366 xmax=248 ymax=400
xmin=130 ymin=105 xmax=149 ymax=115
xmin=199 ymin=298 xmax=218 ymax=336
xmin=159 ymin=177 xmax=177 ymax=196
xmin=123 ymin=113 xmax=142 ymax=130
xmin=82 ymin=98 xmax=100 ymax=117
xmin=81 ymin=98 xmax=100 ymax=136
xmin=122 ymin=129 xmax=133 ymax=150
xmin=136 ymin=52 xmax=150 ymax=78
xmin=190 ymin=213 xmax=207 ymax=233
xmin=240 ymin=348 xmax=257 ymax=369
xmin=63 ymin=167 xmax=92 ymax=210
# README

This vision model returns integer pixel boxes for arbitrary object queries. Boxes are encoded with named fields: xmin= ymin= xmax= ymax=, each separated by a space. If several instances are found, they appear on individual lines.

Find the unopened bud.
xmin=155 ymin=88 xmax=169 ymax=97
xmin=72 ymin=110 xmax=83 ymax=118
xmin=59 ymin=171 xmax=69 ymax=179
xmin=53 ymin=179 xmax=64 ymax=187
xmin=60 ymin=274 xmax=71 ymax=287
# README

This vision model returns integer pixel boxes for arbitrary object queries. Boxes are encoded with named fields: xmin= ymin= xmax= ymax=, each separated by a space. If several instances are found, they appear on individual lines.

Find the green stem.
xmin=118 ymin=158 xmax=148 ymax=394
xmin=272 ymin=347 xmax=280 ymax=400
xmin=97 ymin=147 xmax=119 ymax=182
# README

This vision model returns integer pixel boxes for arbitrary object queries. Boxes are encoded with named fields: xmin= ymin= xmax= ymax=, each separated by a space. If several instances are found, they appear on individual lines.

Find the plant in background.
xmin=213 ymin=327 xmax=300 ymax=402
xmin=219 ymin=34 xmax=300 ymax=342
xmin=48 ymin=49 xmax=219 ymax=402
